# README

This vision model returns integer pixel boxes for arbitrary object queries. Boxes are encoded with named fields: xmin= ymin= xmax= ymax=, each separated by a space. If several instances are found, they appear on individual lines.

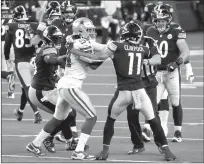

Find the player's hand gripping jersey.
xmin=147 ymin=23 xmax=186 ymax=70
xmin=4 ymin=22 xmax=38 ymax=63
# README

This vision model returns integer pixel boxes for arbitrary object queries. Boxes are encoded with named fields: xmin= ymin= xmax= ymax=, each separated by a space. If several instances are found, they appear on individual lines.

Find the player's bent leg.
xmin=14 ymin=87 xmax=27 ymax=121
xmin=138 ymin=88 xmax=176 ymax=161
xmin=59 ymin=88 xmax=96 ymax=160
xmin=15 ymin=62 xmax=42 ymax=123
xmin=126 ymin=105 xmax=145 ymax=154
xmin=96 ymin=90 xmax=131 ymax=160
xmin=166 ymin=68 xmax=183 ymax=142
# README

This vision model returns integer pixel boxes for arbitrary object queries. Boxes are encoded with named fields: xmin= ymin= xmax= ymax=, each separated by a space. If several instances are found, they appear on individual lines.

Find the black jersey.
xmin=108 ymin=41 xmax=149 ymax=90
xmin=4 ymin=22 xmax=38 ymax=63
xmin=147 ymin=23 xmax=186 ymax=70
xmin=31 ymin=46 xmax=58 ymax=90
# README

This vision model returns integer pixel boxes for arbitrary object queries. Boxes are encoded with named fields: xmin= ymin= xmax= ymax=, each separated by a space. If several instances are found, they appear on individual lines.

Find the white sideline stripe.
xmin=2 ymin=118 xmax=204 ymax=124
xmin=1 ymin=92 xmax=203 ymax=97
xmin=1 ymin=155 xmax=156 ymax=163
xmin=101 ymin=66 xmax=203 ymax=69
xmin=1 ymin=135 xmax=203 ymax=141
xmin=1 ymin=104 xmax=204 ymax=109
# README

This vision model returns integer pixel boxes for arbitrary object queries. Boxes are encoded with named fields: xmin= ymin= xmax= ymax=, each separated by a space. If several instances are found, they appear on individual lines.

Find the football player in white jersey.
xmin=25 ymin=17 xmax=106 ymax=159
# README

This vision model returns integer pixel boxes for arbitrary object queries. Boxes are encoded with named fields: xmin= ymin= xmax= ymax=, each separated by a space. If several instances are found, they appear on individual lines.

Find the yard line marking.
xmin=1 ymin=104 xmax=204 ymax=110
xmin=1 ymin=82 xmax=204 ymax=88
xmin=1 ymin=155 xmax=157 ymax=163
xmin=1 ymin=135 xmax=203 ymax=141
xmin=2 ymin=118 xmax=204 ymax=124
xmin=1 ymin=92 xmax=203 ymax=97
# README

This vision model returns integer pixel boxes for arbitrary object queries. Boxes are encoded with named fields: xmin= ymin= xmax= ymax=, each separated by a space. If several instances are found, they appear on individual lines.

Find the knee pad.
xmin=170 ymin=96 xmax=180 ymax=107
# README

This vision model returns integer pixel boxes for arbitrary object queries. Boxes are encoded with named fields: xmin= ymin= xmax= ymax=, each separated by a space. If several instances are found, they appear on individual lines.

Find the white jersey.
xmin=57 ymin=38 xmax=106 ymax=89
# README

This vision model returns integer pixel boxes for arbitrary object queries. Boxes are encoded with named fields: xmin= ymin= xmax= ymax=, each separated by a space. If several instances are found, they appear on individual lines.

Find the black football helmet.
xmin=60 ymin=0 xmax=77 ymax=23
xmin=119 ymin=21 xmax=143 ymax=45
xmin=13 ymin=5 xmax=28 ymax=21
xmin=42 ymin=25 xmax=63 ymax=49
xmin=152 ymin=8 xmax=172 ymax=33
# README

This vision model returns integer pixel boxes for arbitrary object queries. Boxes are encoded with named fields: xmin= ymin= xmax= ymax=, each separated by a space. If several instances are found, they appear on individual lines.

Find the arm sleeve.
xmin=4 ymin=26 xmax=13 ymax=60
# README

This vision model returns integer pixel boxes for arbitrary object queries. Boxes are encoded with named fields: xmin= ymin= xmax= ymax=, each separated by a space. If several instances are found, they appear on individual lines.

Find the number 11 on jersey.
xmin=128 ymin=52 xmax=142 ymax=75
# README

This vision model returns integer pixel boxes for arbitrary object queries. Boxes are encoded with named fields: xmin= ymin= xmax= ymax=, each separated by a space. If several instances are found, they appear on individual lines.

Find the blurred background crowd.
xmin=3 ymin=0 xmax=204 ymax=43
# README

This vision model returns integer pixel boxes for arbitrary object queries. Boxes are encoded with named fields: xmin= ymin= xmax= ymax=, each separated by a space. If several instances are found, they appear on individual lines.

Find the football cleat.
xmin=172 ymin=130 xmax=182 ymax=142
xmin=65 ymin=138 xmax=89 ymax=151
xmin=71 ymin=151 xmax=95 ymax=160
xmin=95 ymin=150 xmax=109 ymax=160
xmin=161 ymin=145 xmax=177 ymax=161
xmin=55 ymin=132 xmax=66 ymax=143
xmin=14 ymin=108 xmax=23 ymax=121
xmin=26 ymin=142 xmax=46 ymax=157
xmin=66 ymin=139 xmax=78 ymax=151
xmin=43 ymin=136 xmax=56 ymax=153
xmin=34 ymin=112 xmax=42 ymax=124
xmin=142 ymin=127 xmax=151 ymax=142
xmin=128 ymin=146 xmax=145 ymax=155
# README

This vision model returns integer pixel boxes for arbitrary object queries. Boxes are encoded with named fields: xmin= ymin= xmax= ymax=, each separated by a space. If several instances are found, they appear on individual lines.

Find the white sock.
xmin=34 ymin=111 xmax=39 ymax=115
xmin=33 ymin=129 xmax=50 ymax=147
xmin=144 ymin=123 xmax=151 ymax=130
xmin=159 ymin=111 xmax=169 ymax=126
xmin=70 ymin=126 xmax=77 ymax=132
xmin=75 ymin=133 xmax=90 ymax=152
xmin=174 ymin=126 xmax=182 ymax=132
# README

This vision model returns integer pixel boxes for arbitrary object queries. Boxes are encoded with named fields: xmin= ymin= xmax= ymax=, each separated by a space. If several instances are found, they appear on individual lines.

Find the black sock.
xmin=20 ymin=88 xmax=27 ymax=110
xmin=44 ymin=116 xmax=63 ymax=134
xmin=24 ymin=86 xmax=39 ymax=114
xmin=172 ymin=104 xmax=183 ymax=126
xmin=60 ymin=113 xmax=76 ymax=140
xmin=127 ymin=105 xmax=144 ymax=148
xmin=148 ymin=117 xmax=168 ymax=147
xmin=69 ymin=109 xmax=76 ymax=127
xmin=103 ymin=116 xmax=116 ymax=146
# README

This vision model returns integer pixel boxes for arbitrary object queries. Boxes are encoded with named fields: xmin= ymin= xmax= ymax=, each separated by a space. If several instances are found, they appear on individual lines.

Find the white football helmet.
xmin=72 ymin=17 xmax=96 ymax=40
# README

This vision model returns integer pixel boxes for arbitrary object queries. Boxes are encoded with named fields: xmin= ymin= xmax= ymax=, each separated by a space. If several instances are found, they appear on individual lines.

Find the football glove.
xmin=167 ymin=62 xmax=178 ymax=72
xmin=167 ymin=57 xmax=183 ymax=72
xmin=185 ymin=63 xmax=194 ymax=83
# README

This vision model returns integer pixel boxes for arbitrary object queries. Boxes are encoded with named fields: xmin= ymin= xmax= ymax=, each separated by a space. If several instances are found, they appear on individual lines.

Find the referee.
xmin=126 ymin=22 xmax=160 ymax=154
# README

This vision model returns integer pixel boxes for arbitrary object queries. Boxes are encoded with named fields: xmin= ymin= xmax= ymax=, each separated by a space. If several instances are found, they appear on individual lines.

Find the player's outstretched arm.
xmin=71 ymin=47 xmax=113 ymax=61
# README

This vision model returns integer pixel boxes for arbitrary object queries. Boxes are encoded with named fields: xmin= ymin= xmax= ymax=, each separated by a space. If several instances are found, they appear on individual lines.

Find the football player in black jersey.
xmin=4 ymin=5 xmax=42 ymax=123
xmin=147 ymin=7 xmax=191 ymax=142
xmin=70 ymin=21 xmax=177 ymax=161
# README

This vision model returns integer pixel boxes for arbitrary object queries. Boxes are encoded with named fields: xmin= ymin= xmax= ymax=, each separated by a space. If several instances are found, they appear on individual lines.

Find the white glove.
xmin=185 ymin=63 xmax=194 ymax=83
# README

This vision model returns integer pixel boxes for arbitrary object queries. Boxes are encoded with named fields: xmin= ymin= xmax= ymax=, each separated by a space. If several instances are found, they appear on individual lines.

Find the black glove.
xmin=167 ymin=62 xmax=178 ymax=72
